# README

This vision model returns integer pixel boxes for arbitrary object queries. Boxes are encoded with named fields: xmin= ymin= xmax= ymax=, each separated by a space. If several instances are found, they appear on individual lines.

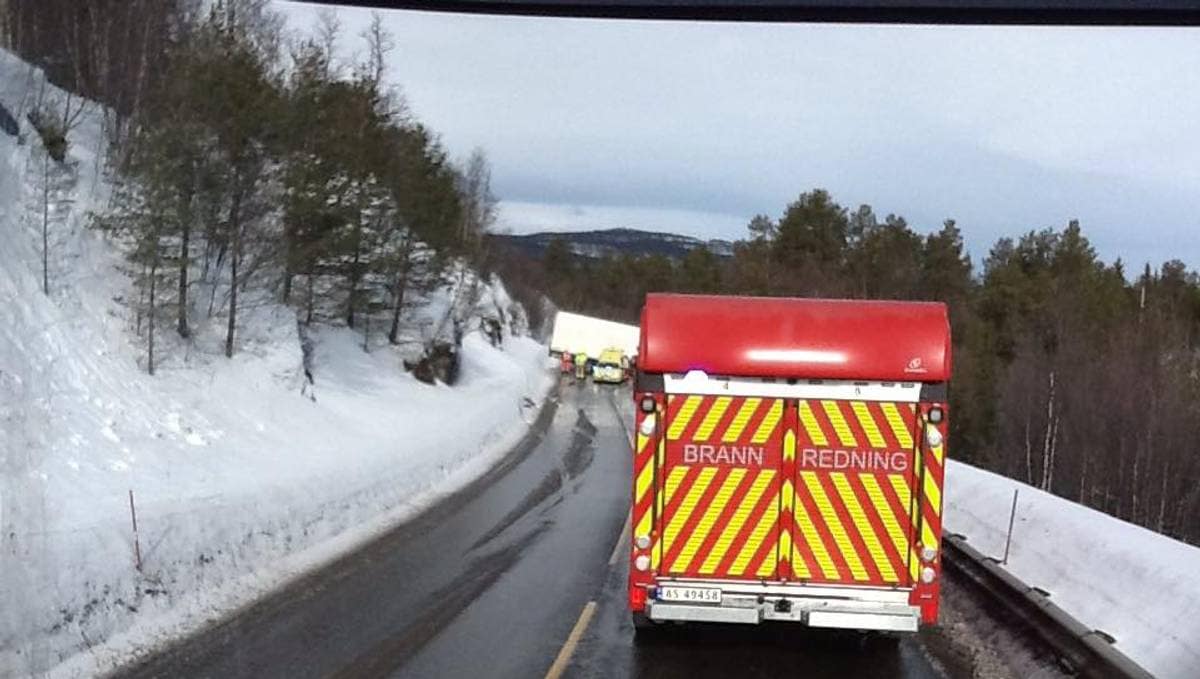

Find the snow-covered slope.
xmin=945 ymin=461 xmax=1200 ymax=679
xmin=0 ymin=49 xmax=552 ymax=678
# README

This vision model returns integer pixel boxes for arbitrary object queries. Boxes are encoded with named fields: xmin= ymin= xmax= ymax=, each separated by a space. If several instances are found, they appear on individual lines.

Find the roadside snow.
xmin=0 ymin=48 xmax=553 ymax=678
xmin=945 ymin=460 xmax=1200 ymax=679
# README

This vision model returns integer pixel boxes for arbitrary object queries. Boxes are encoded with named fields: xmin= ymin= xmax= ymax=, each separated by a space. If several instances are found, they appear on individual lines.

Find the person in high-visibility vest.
xmin=575 ymin=352 xmax=588 ymax=380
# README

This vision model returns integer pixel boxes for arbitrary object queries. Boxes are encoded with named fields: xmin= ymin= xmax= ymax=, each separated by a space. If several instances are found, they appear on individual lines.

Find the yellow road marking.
xmin=609 ymin=510 xmax=632 ymax=567
xmin=544 ymin=601 xmax=597 ymax=679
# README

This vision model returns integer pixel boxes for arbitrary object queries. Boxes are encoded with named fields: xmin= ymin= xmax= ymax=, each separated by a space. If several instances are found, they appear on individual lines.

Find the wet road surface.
xmin=115 ymin=380 xmax=948 ymax=679
xmin=570 ymin=546 xmax=942 ymax=679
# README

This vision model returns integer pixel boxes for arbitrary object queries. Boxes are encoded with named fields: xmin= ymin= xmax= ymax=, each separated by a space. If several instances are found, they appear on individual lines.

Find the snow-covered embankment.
xmin=0 ymin=48 xmax=553 ymax=678
xmin=945 ymin=461 xmax=1200 ymax=679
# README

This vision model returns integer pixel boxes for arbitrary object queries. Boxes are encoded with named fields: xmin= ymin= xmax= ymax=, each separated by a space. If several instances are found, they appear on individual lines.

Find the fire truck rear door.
xmin=658 ymin=395 xmax=785 ymax=581
xmin=787 ymin=399 xmax=921 ymax=587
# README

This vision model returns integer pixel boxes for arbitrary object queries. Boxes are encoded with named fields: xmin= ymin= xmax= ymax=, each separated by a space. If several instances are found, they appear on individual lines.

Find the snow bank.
xmin=945 ymin=460 xmax=1200 ymax=679
xmin=0 ymin=49 xmax=554 ymax=677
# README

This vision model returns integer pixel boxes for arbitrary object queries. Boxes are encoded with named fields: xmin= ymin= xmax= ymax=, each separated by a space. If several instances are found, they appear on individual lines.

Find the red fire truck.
xmin=628 ymin=293 xmax=951 ymax=634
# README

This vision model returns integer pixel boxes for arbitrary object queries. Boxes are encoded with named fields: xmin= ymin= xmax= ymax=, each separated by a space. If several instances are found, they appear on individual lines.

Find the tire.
xmin=862 ymin=631 xmax=903 ymax=650
xmin=631 ymin=613 xmax=661 ymax=643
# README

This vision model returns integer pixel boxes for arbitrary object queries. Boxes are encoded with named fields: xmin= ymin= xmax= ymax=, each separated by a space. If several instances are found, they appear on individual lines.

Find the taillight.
xmin=629 ymin=585 xmax=648 ymax=610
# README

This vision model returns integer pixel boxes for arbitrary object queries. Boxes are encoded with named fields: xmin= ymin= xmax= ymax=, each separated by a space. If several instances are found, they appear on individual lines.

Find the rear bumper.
xmin=643 ymin=581 xmax=920 ymax=633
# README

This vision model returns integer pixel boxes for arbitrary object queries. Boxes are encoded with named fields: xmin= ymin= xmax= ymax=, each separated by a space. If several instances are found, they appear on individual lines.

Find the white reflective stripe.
xmin=648 ymin=602 xmax=761 ymax=624
xmin=807 ymin=608 xmax=920 ymax=632
xmin=662 ymin=374 xmax=923 ymax=402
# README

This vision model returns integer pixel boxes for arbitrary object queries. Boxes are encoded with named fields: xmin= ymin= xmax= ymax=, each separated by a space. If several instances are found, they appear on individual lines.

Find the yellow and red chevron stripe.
xmin=630 ymin=400 xmax=667 ymax=573
xmin=632 ymin=423 xmax=657 ymax=549
xmin=633 ymin=393 xmax=946 ymax=589
xmin=917 ymin=410 xmax=946 ymax=556
xmin=790 ymin=398 xmax=922 ymax=585
xmin=660 ymin=395 xmax=784 ymax=580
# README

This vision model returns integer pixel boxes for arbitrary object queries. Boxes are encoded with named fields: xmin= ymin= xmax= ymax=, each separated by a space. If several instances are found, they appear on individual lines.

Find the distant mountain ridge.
xmin=495 ymin=228 xmax=735 ymax=261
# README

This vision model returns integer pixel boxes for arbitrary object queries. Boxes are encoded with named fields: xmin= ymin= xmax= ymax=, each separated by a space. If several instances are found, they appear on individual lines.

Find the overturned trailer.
xmin=548 ymin=310 xmax=640 ymax=361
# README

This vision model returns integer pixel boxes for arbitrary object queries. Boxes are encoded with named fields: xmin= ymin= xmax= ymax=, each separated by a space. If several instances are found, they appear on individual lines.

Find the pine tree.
xmin=678 ymin=246 xmax=721 ymax=293
xmin=774 ymin=189 xmax=849 ymax=270
xmin=181 ymin=14 xmax=280 ymax=357
xmin=95 ymin=160 xmax=180 ymax=374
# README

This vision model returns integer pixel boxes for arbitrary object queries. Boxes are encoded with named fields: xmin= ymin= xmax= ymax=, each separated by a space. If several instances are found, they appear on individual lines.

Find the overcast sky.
xmin=276 ymin=3 xmax=1200 ymax=269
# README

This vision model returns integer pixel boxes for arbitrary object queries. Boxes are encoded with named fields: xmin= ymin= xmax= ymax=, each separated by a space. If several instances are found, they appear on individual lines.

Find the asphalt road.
xmin=115 ymin=379 xmax=948 ymax=679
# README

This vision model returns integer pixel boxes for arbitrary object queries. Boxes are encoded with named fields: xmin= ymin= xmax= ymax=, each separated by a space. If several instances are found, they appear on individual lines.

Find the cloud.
xmin=275 ymin=3 xmax=1200 ymax=268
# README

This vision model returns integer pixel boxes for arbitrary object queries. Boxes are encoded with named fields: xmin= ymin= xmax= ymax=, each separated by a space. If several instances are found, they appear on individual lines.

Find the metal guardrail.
xmin=941 ymin=533 xmax=1156 ymax=679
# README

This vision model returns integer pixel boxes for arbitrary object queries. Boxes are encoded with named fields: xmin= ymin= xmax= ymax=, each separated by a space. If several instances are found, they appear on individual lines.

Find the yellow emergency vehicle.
xmin=592 ymin=347 xmax=627 ymax=384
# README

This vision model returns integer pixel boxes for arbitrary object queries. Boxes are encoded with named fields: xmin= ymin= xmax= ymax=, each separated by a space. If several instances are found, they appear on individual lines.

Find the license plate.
xmin=658 ymin=586 xmax=722 ymax=604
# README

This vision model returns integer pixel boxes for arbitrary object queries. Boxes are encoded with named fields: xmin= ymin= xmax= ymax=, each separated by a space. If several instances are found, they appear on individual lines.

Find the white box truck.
xmin=548 ymin=311 xmax=640 ymax=363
